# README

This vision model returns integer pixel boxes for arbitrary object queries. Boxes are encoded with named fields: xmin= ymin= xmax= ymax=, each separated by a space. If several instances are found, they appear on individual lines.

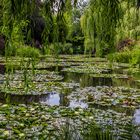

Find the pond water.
xmin=0 ymin=55 xmax=140 ymax=139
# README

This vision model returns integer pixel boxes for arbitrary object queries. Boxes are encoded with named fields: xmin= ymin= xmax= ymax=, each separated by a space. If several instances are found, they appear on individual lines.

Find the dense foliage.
xmin=0 ymin=1 xmax=140 ymax=138
xmin=0 ymin=0 xmax=139 ymax=58
xmin=81 ymin=0 xmax=140 ymax=56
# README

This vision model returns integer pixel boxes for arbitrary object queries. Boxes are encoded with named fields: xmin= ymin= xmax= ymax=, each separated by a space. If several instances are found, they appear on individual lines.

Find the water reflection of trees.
xmin=60 ymin=93 xmax=70 ymax=107
xmin=80 ymin=74 xmax=113 ymax=87
xmin=0 ymin=64 xmax=5 ymax=74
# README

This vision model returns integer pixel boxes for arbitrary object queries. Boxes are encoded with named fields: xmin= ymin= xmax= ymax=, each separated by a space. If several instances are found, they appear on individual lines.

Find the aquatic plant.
xmin=0 ymin=103 xmax=136 ymax=139
xmin=107 ymin=50 xmax=131 ymax=63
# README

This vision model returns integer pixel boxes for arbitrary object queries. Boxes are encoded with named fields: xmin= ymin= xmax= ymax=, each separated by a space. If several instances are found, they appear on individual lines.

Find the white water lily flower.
xmin=3 ymin=130 xmax=10 ymax=136
xmin=89 ymin=116 xmax=94 ymax=120
xmin=19 ymin=133 xmax=25 ymax=137
xmin=79 ymin=108 xmax=83 ymax=112
xmin=74 ymin=111 xmax=79 ymax=115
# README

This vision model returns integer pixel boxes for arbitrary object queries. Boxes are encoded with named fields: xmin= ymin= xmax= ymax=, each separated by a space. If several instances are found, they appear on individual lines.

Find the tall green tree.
xmin=81 ymin=0 xmax=140 ymax=56
xmin=0 ymin=0 xmax=78 ymax=48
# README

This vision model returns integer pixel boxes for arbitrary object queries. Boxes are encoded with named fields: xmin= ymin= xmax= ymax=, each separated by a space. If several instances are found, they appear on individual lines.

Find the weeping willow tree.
xmin=1 ymin=0 xmax=37 ymax=55
xmin=39 ymin=0 xmax=78 ymax=55
xmin=0 ymin=0 xmax=39 ymax=90
xmin=81 ymin=0 xmax=140 ymax=57
xmin=0 ymin=0 xmax=77 ymax=90
xmin=63 ymin=0 xmax=87 ymax=54
xmin=0 ymin=0 xmax=77 ymax=48
xmin=116 ymin=0 xmax=140 ymax=42
xmin=0 ymin=0 xmax=78 ymax=56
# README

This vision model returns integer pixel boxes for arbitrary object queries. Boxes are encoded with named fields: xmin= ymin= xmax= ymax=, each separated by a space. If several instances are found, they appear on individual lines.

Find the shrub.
xmin=16 ymin=46 xmax=40 ymax=58
xmin=44 ymin=42 xmax=73 ymax=55
xmin=44 ymin=44 xmax=56 ymax=55
xmin=116 ymin=38 xmax=135 ymax=51
xmin=108 ymin=45 xmax=140 ymax=67
xmin=63 ymin=43 xmax=73 ymax=54
xmin=131 ymin=46 xmax=140 ymax=67
xmin=5 ymin=43 xmax=17 ymax=56
xmin=108 ymin=50 xmax=131 ymax=63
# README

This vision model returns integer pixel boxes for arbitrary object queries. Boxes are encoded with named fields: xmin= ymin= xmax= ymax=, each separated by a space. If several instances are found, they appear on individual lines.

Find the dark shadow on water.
xmin=61 ymin=71 xmax=113 ymax=87
xmin=62 ymin=71 xmax=113 ymax=87
xmin=0 ymin=64 xmax=5 ymax=74
xmin=0 ymin=91 xmax=69 ymax=106
xmin=0 ymin=91 xmax=88 ymax=108
xmin=61 ymin=71 xmax=140 ymax=88
xmin=0 ymin=92 xmax=49 ymax=104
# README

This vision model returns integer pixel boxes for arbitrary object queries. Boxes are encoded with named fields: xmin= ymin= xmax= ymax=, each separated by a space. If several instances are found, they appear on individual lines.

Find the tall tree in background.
xmin=65 ymin=0 xmax=87 ymax=53
xmin=81 ymin=0 xmax=140 ymax=56
xmin=0 ymin=0 xmax=78 ymax=53
xmin=0 ymin=0 xmax=139 ymax=56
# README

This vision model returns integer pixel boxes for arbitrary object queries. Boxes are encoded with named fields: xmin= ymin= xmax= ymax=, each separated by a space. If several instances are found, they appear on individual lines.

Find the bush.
xmin=131 ymin=46 xmax=140 ymax=66
xmin=108 ymin=45 xmax=140 ymax=67
xmin=44 ymin=43 xmax=73 ymax=55
xmin=108 ymin=50 xmax=131 ymax=63
xmin=16 ymin=46 xmax=40 ymax=58
xmin=63 ymin=43 xmax=73 ymax=54
xmin=44 ymin=44 xmax=56 ymax=55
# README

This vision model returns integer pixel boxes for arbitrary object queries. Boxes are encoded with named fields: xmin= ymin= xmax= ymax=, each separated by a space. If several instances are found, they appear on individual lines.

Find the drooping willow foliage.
xmin=81 ymin=0 xmax=140 ymax=56
xmin=0 ymin=0 xmax=77 ymax=48
xmin=0 ymin=0 xmax=78 ymax=90
xmin=116 ymin=0 xmax=140 ymax=41
xmin=41 ymin=0 xmax=78 ymax=55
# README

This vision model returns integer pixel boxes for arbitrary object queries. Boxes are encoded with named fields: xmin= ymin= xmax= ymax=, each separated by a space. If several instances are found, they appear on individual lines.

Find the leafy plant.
xmin=45 ymin=42 xmax=73 ymax=55
xmin=108 ymin=44 xmax=140 ymax=66
xmin=107 ymin=50 xmax=131 ymax=63
xmin=130 ymin=46 xmax=140 ymax=67
xmin=16 ymin=46 xmax=40 ymax=58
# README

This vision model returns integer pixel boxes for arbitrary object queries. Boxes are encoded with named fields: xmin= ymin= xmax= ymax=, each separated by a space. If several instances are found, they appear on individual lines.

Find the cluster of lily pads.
xmin=0 ymin=55 xmax=140 ymax=139
xmin=0 ymin=103 xmax=137 ymax=139
xmin=0 ymin=81 xmax=79 ymax=95
xmin=62 ymin=65 xmax=111 ymax=74
xmin=68 ymin=86 xmax=140 ymax=108
xmin=90 ymin=73 xmax=129 ymax=79
xmin=0 ymin=70 xmax=63 ymax=82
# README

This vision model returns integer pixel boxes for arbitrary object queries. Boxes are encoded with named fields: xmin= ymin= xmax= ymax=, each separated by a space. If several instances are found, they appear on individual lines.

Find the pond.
xmin=0 ymin=55 xmax=140 ymax=139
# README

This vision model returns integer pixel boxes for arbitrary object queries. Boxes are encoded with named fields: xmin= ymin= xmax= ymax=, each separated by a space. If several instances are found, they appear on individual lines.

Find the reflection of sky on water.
xmin=41 ymin=92 xmax=88 ymax=108
xmin=132 ymin=109 xmax=140 ymax=140
xmin=133 ymin=109 xmax=140 ymax=125
xmin=0 ymin=80 xmax=4 ymax=84
xmin=41 ymin=93 xmax=60 ymax=106
xmin=69 ymin=100 xmax=88 ymax=108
